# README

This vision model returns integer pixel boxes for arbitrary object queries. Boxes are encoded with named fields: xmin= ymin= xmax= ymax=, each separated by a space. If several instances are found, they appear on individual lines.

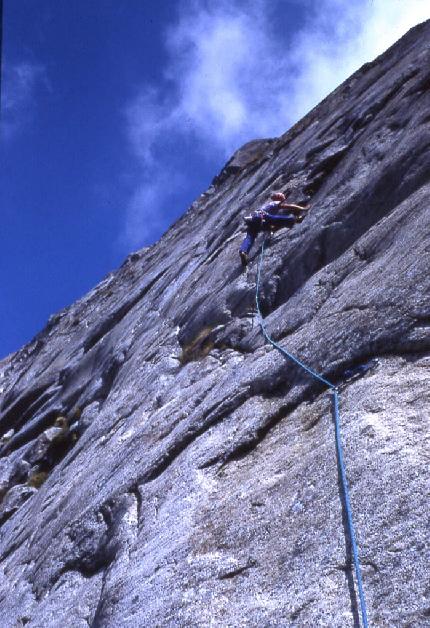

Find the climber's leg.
xmin=239 ymin=229 xmax=257 ymax=266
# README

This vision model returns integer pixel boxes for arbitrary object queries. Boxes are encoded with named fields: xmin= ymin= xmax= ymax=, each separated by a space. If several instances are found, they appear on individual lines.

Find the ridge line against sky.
xmin=122 ymin=0 xmax=430 ymax=248
xmin=1 ymin=0 xmax=429 ymax=359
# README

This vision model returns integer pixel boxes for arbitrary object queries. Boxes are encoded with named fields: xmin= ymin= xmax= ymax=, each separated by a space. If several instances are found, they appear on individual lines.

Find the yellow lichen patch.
xmin=27 ymin=471 xmax=49 ymax=489
xmin=179 ymin=326 xmax=215 ymax=365
xmin=72 ymin=407 xmax=82 ymax=420
xmin=54 ymin=416 xmax=69 ymax=429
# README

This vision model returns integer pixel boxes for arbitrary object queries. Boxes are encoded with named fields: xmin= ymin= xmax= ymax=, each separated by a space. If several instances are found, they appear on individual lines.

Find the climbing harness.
xmin=256 ymin=237 xmax=369 ymax=628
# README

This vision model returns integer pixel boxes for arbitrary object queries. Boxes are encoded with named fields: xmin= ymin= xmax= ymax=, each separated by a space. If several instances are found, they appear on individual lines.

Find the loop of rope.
xmin=255 ymin=237 xmax=368 ymax=628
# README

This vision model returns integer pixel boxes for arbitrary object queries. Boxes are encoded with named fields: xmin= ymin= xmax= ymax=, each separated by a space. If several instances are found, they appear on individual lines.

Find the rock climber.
xmin=239 ymin=192 xmax=310 ymax=267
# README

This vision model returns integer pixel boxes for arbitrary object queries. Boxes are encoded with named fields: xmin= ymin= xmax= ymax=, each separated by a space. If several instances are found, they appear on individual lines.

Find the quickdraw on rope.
xmin=256 ymin=237 xmax=369 ymax=628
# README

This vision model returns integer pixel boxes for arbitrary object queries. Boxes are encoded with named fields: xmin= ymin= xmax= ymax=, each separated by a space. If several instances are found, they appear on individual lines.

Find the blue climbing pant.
xmin=240 ymin=229 xmax=257 ymax=254
xmin=240 ymin=213 xmax=295 ymax=255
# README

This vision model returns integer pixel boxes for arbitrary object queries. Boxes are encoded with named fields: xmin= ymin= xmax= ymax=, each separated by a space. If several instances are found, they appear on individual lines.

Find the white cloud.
xmin=2 ymin=61 xmax=49 ymax=139
xmin=123 ymin=0 xmax=430 ymax=248
xmin=286 ymin=0 xmax=430 ymax=121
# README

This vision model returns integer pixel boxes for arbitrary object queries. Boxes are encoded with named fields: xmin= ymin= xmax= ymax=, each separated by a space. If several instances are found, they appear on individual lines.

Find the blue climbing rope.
xmin=256 ymin=237 xmax=369 ymax=628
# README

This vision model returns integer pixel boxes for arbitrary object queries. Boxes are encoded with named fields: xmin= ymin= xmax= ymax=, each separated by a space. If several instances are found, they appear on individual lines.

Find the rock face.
xmin=1 ymin=21 xmax=429 ymax=628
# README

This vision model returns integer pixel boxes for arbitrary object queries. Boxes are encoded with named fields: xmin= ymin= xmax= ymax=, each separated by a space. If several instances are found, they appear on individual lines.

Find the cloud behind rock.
xmin=123 ymin=0 xmax=430 ymax=248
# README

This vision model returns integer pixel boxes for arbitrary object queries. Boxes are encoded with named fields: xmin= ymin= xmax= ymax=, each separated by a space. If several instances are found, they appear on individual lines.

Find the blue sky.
xmin=1 ymin=0 xmax=429 ymax=359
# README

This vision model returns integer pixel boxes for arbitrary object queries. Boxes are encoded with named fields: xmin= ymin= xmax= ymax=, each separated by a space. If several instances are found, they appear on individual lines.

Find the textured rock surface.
xmin=1 ymin=21 xmax=430 ymax=627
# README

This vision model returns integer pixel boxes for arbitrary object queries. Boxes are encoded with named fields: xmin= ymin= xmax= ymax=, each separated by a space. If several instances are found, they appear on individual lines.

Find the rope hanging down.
xmin=255 ymin=237 xmax=369 ymax=628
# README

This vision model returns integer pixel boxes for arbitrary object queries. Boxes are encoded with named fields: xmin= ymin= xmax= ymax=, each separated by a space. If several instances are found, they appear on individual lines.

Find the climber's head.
xmin=271 ymin=192 xmax=286 ymax=202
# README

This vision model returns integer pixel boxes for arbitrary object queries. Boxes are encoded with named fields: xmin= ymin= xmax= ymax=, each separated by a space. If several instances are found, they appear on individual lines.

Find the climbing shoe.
xmin=240 ymin=251 xmax=248 ymax=267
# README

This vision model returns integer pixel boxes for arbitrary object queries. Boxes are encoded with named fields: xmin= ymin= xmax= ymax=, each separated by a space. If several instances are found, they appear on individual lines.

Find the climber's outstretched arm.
xmin=265 ymin=213 xmax=296 ymax=228
xmin=279 ymin=202 xmax=310 ymax=213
